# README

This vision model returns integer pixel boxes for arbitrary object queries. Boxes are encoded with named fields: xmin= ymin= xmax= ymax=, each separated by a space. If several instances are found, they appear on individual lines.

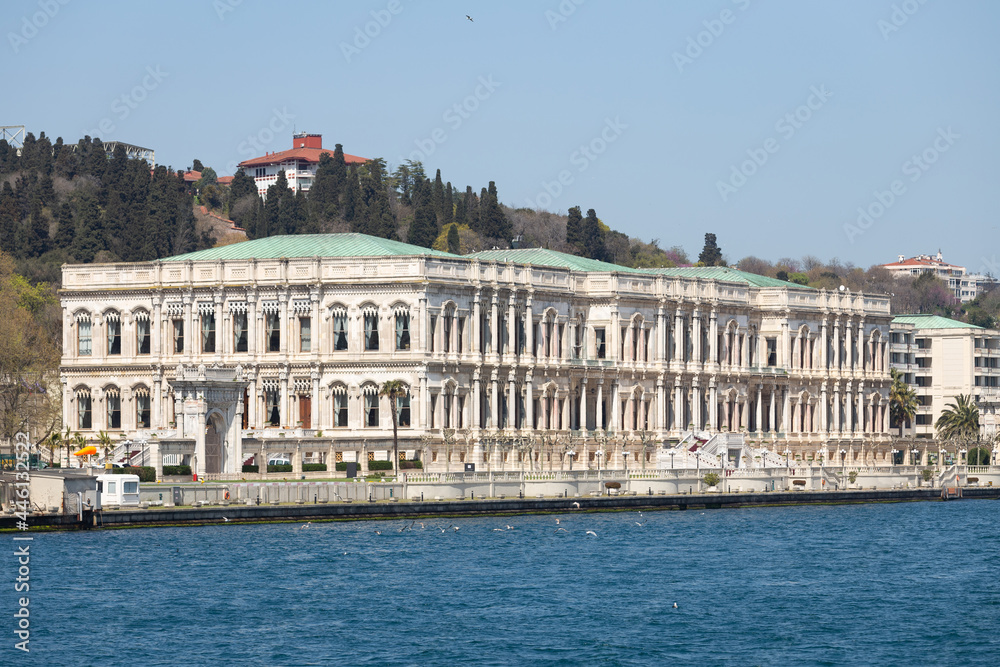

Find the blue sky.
xmin=5 ymin=0 xmax=998 ymax=271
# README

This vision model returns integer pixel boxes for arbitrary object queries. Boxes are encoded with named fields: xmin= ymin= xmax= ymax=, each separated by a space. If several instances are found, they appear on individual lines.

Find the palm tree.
xmin=71 ymin=432 xmax=87 ymax=468
xmin=889 ymin=369 xmax=918 ymax=437
xmin=379 ymin=380 xmax=407 ymax=477
xmin=46 ymin=431 xmax=62 ymax=468
xmin=96 ymin=430 xmax=114 ymax=468
xmin=935 ymin=394 xmax=979 ymax=444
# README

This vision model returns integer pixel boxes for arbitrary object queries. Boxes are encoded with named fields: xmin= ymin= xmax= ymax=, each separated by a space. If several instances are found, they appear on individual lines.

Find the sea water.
xmin=8 ymin=500 xmax=1000 ymax=666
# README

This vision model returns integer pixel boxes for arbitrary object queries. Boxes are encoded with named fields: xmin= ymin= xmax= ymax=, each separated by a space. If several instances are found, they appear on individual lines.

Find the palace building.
xmin=58 ymin=233 xmax=894 ymax=477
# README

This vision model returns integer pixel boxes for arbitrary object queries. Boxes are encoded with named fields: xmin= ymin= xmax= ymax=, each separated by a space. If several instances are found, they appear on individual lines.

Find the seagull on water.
xmin=506 ymin=525 xmax=514 ymax=530
xmin=634 ymin=521 xmax=646 ymax=527
xmin=493 ymin=528 xmax=505 ymax=532
xmin=555 ymin=518 xmax=560 ymax=524
xmin=673 ymin=602 xmax=678 ymax=609
xmin=375 ymin=530 xmax=382 ymax=535
xmin=300 ymin=522 xmax=312 ymax=529
xmin=586 ymin=530 xmax=597 ymax=537
xmin=453 ymin=525 xmax=460 ymax=531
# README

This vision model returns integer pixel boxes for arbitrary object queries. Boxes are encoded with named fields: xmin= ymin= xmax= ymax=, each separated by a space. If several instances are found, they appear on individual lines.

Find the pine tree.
xmin=23 ymin=197 xmax=50 ymax=258
xmin=565 ymin=205 xmax=583 ymax=250
xmin=0 ymin=182 xmax=17 ymax=254
xmin=698 ymin=233 xmax=724 ymax=266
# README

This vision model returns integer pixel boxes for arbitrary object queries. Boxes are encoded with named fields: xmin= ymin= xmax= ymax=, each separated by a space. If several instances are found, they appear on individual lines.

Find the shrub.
xmin=112 ymin=466 xmax=155 ymax=482
xmin=399 ymin=460 xmax=423 ymax=470
xmin=302 ymin=463 xmax=327 ymax=472
xmin=368 ymin=460 xmax=394 ymax=471
xmin=162 ymin=465 xmax=191 ymax=476
xmin=335 ymin=461 xmax=349 ymax=472
xmin=848 ymin=471 xmax=858 ymax=484
xmin=921 ymin=469 xmax=933 ymax=482
xmin=268 ymin=464 xmax=293 ymax=473
xmin=242 ymin=464 xmax=259 ymax=473
xmin=702 ymin=472 xmax=721 ymax=487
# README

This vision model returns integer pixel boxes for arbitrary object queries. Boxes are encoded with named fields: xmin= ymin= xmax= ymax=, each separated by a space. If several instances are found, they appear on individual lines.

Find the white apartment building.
xmin=238 ymin=133 xmax=367 ymax=198
xmin=881 ymin=252 xmax=993 ymax=303
xmin=891 ymin=315 xmax=1000 ymax=440
xmin=58 ymin=234 xmax=894 ymax=477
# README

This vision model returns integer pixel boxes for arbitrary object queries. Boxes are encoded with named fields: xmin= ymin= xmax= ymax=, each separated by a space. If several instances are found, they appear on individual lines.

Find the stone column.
xmin=692 ymin=308 xmax=702 ymax=364
xmin=781 ymin=387 xmax=790 ymax=433
xmin=472 ymin=291 xmax=481 ymax=355
xmin=247 ymin=293 xmax=258 ymax=356
xmin=756 ymin=384 xmax=763 ymax=434
xmin=471 ymin=373 xmax=480 ymax=429
xmin=279 ymin=370 xmax=289 ymax=428
xmin=781 ymin=321 xmax=790 ymax=369
xmin=579 ymin=378 xmax=588 ymax=431
xmin=152 ymin=300 xmax=162 ymax=356
xmin=595 ymin=379 xmax=604 ymax=431
xmin=490 ymin=294 xmax=499 ymax=357
xmin=820 ymin=384 xmax=828 ymax=433
xmin=674 ymin=308 xmax=684 ymax=363
xmin=769 ymin=386 xmax=776 ymax=433
xmin=490 ymin=372 xmax=499 ymax=428
xmin=844 ymin=319 xmax=853 ymax=370
xmin=709 ymin=380 xmax=718 ymax=431
xmin=507 ymin=293 xmax=516 ymax=360
xmin=832 ymin=317 xmax=840 ymax=370
xmin=525 ymin=373 xmax=534 ymax=429
xmin=709 ymin=309 xmax=718 ymax=366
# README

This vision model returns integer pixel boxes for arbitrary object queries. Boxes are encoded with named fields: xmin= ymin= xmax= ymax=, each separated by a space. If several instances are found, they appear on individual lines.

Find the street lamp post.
xmin=784 ymin=449 xmax=791 ymax=469
xmin=840 ymin=448 xmax=847 ymax=486
xmin=912 ymin=448 xmax=920 ymax=468
xmin=890 ymin=448 xmax=898 ymax=467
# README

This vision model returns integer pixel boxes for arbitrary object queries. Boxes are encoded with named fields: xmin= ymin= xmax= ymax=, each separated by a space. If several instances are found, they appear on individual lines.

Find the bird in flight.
xmin=572 ymin=502 xmax=580 ymax=509
xmin=222 ymin=517 xmax=230 ymax=522
xmin=466 ymin=15 xmax=474 ymax=22
xmin=555 ymin=527 xmax=568 ymax=533
xmin=586 ymin=530 xmax=597 ymax=537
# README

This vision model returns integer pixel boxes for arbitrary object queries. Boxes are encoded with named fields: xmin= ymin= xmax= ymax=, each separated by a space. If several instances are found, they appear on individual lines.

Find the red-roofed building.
xmin=238 ymin=133 xmax=367 ymax=198
xmin=881 ymin=252 xmax=992 ymax=303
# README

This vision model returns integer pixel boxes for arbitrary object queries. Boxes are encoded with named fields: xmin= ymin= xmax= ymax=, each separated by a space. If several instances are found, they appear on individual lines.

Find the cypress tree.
xmin=432 ymin=169 xmax=445 ymax=223
xmin=444 ymin=182 xmax=455 ymax=225
xmin=453 ymin=187 xmax=467 ymax=227
xmin=71 ymin=192 xmax=106 ymax=262
xmin=308 ymin=153 xmax=341 ymax=227
xmin=342 ymin=168 xmax=361 ymax=225
xmin=446 ymin=223 xmax=461 ymax=254
xmin=480 ymin=181 xmax=510 ymax=242
xmin=565 ymin=205 xmax=583 ymax=250
xmin=407 ymin=180 xmax=438 ymax=248
xmin=581 ymin=208 xmax=606 ymax=262
xmin=52 ymin=202 xmax=75 ymax=250
xmin=698 ymin=233 xmax=724 ymax=266
xmin=24 ymin=197 xmax=49 ymax=257
xmin=464 ymin=186 xmax=479 ymax=232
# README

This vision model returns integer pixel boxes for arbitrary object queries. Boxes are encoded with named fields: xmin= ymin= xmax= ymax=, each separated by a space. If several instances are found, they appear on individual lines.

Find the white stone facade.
xmin=59 ymin=252 xmax=894 ymax=475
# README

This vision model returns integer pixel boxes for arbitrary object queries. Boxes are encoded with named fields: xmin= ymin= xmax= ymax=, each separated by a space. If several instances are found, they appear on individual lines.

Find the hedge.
xmin=242 ymin=464 xmax=259 ymax=473
xmin=112 ymin=466 xmax=156 ymax=482
xmin=268 ymin=464 xmax=293 ymax=473
xmin=302 ymin=463 xmax=327 ymax=472
xmin=162 ymin=465 xmax=191 ymax=476
xmin=399 ymin=460 xmax=422 ymax=469
xmin=368 ymin=460 xmax=394 ymax=471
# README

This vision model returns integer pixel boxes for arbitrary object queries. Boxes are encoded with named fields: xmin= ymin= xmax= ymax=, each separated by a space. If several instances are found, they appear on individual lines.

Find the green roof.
xmin=468 ymin=248 xmax=646 ymax=273
xmin=161 ymin=233 xmax=457 ymax=262
xmin=892 ymin=314 xmax=981 ymax=330
xmin=641 ymin=266 xmax=812 ymax=288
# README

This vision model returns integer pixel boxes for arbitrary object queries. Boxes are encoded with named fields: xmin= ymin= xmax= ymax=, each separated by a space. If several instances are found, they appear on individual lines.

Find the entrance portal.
xmin=206 ymin=416 xmax=224 ymax=474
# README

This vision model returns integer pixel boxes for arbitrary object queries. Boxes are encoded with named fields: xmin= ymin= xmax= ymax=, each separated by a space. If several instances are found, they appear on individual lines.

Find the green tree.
xmin=446 ymin=223 xmax=461 ymax=254
xmin=935 ymin=394 xmax=979 ymax=444
xmin=698 ymin=233 xmax=724 ymax=266
xmin=379 ymin=380 xmax=408 ymax=478
xmin=889 ymin=368 xmax=918 ymax=437
xmin=479 ymin=181 xmax=510 ymax=241
xmin=565 ymin=205 xmax=583 ymax=250
xmin=581 ymin=208 xmax=606 ymax=261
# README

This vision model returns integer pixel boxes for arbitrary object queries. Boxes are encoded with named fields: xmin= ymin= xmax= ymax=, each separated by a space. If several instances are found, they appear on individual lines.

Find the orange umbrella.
xmin=73 ymin=445 xmax=97 ymax=457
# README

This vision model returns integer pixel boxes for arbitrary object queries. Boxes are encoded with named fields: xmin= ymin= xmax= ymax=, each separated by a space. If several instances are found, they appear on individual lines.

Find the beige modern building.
xmin=891 ymin=315 xmax=1000 ymax=440
xmin=881 ymin=252 xmax=993 ymax=303
xmin=58 ymin=234 xmax=894 ymax=477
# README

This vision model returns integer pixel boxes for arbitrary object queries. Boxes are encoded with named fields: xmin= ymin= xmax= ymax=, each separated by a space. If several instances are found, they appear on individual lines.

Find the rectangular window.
xmin=430 ymin=315 xmax=437 ymax=353
xmin=265 ymin=389 xmax=280 ymax=426
xmin=334 ymin=311 xmax=348 ymax=351
xmin=364 ymin=312 xmax=379 ymax=351
xmin=300 ymin=317 xmax=311 ymax=352
xmin=136 ymin=393 xmax=150 ymax=428
xmin=767 ymin=338 xmax=777 ymax=367
xmin=334 ymin=393 xmax=348 ymax=427
xmin=79 ymin=319 xmax=92 ymax=356
xmin=916 ymin=414 xmax=932 ymax=425
xmin=123 ymin=481 xmax=138 ymax=494
xmin=107 ymin=392 xmax=121 ymax=429
xmin=173 ymin=320 xmax=184 ymax=354
xmin=201 ymin=313 xmax=216 ymax=353
xmin=266 ymin=312 xmax=280 ymax=352
xmin=234 ymin=312 xmax=248 ymax=352
xmin=79 ymin=394 xmax=92 ymax=429
xmin=457 ymin=317 xmax=465 ymax=352
xmin=430 ymin=394 xmax=437 ymax=429
xmin=107 ymin=318 xmax=121 ymax=355
xmin=397 ymin=394 xmax=411 ymax=427
xmin=365 ymin=392 xmax=379 ymax=427
xmin=595 ymin=327 xmax=606 ymax=359
xmin=136 ymin=318 xmax=150 ymax=355
xmin=395 ymin=312 xmax=410 ymax=350
xmin=444 ymin=315 xmax=452 ymax=353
